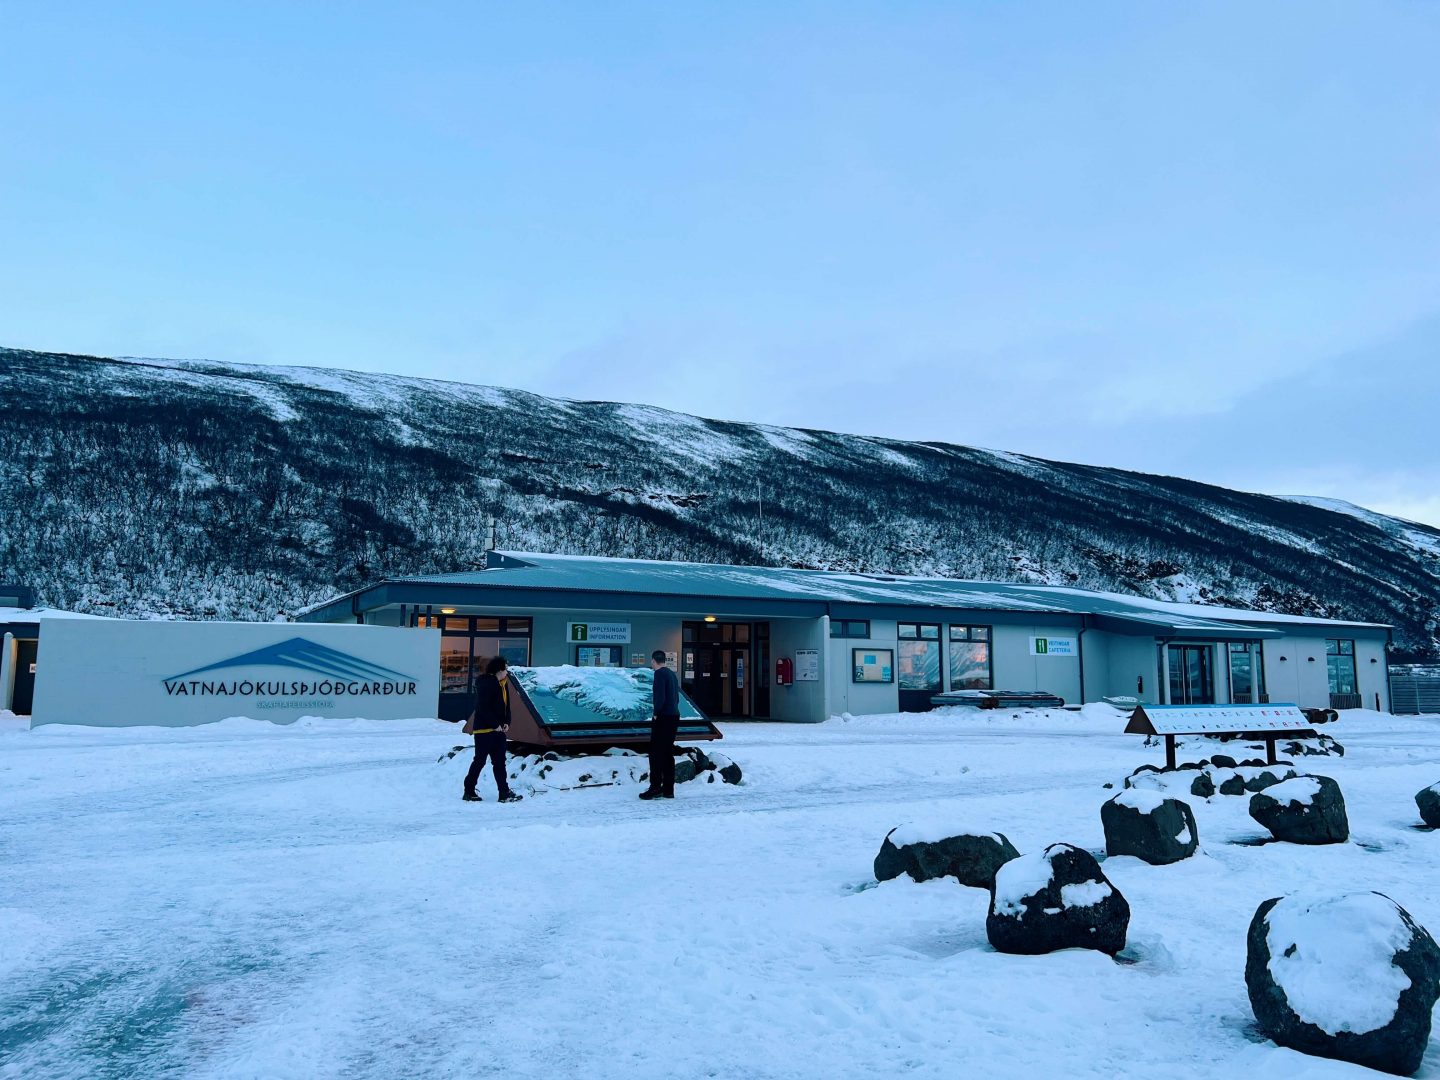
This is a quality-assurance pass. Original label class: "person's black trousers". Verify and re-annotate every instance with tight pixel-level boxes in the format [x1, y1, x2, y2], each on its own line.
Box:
[464, 730, 512, 797]
[649, 714, 680, 795]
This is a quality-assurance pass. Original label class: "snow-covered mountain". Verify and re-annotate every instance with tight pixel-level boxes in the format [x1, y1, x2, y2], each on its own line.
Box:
[3, 346, 1438, 659]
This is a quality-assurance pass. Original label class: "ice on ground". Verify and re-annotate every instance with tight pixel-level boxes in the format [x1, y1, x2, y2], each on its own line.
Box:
[1265, 892, 1415, 1036]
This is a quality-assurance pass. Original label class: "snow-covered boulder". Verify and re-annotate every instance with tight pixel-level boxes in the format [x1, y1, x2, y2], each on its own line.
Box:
[1249, 776, 1349, 845]
[1210, 753, 1239, 769]
[1124, 768, 1213, 799]
[707, 750, 743, 785]
[986, 843, 1129, 956]
[875, 823, 1019, 888]
[1101, 790, 1198, 865]
[1246, 892, 1440, 1075]
[1416, 783, 1440, 828]
[1209, 768, 1247, 797]
[1283, 734, 1345, 758]
[1235, 765, 1300, 793]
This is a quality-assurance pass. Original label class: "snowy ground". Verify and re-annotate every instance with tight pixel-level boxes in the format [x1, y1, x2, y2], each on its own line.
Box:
[3, 708, 1440, 1079]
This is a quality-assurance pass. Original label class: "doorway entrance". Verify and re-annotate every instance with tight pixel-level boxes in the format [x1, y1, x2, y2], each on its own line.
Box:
[12, 639, 37, 715]
[681, 621, 752, 719]
[1167, 644, 1214, 705]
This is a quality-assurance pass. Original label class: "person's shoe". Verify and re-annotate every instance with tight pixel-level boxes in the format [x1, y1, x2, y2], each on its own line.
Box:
[462, 792, 482, 802]
[638, 789, 661, 801]
[661, 791, 675, 799]
[498, 791, 523, 803]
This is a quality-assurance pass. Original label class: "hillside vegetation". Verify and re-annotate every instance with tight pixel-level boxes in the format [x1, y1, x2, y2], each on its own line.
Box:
[2, 347, 1437, 659]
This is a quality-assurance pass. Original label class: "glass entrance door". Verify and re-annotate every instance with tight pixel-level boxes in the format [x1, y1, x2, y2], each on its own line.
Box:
[1167, 645, 1214, 705]
[681, 621, 752, 719]
[898, 622, 942, 713]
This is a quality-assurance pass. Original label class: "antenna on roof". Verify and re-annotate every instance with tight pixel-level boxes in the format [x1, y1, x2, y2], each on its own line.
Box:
[486, 517, 498, 552]
[757, 482, 765, 564]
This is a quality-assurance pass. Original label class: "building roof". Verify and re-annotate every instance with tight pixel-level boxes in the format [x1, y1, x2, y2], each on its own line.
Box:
[0, 606, 108, 633]
[300, 551, 1390, 639]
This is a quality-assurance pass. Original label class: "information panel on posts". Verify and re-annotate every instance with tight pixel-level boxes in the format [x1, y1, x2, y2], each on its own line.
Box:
[31, 618, 441, 727]
[1134, 703, 1310, 735]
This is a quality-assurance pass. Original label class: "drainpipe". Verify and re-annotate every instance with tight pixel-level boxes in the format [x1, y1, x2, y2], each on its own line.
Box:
[1076, 616, 1089, 705]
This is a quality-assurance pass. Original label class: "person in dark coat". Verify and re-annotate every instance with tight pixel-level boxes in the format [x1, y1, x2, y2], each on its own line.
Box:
[641, 649, 680, 800]
[463, 656, 523, 803]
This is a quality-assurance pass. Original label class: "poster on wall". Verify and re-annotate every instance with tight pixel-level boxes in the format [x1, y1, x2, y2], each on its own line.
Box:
[852, 648, 894, 683]
[795, 649, 819, 682]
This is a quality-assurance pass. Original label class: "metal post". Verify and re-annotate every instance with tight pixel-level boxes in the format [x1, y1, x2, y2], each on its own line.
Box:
[1265, 735, 1277, 766]
[0, 632, 13, 713]
[1165, 734, 1176, 771]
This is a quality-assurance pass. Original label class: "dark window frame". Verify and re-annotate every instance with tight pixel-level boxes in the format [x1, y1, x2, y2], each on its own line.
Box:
[830, 619, 871, 639]
[947, 624, 994, 690]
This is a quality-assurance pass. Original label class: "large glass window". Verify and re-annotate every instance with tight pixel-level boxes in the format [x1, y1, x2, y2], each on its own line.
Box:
[439, 636, 472, 694]
[1326, 639, 1358, 699]
[415, 613, 533, 693]
[1167, 644, 1214, 705]
[897, 623, 942, 692]
[948, 625, 993, 690]
[1229, 642, 1266, 704]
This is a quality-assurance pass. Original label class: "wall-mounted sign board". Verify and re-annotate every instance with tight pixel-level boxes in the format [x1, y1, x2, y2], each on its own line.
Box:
[1030, 636, 1077, 657]
[795, 649, 819, 682]
[567, 622, 631, 644]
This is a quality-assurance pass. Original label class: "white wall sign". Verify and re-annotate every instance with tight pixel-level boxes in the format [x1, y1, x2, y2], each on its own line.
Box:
[31, 619, 441, 728]
[567, 622, 631, 644]
[1030, 636, 1078, 657]
[795, 649, 819, 682]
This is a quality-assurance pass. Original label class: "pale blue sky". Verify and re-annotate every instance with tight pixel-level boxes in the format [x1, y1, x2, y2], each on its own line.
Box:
[3, 3, 1439, 522]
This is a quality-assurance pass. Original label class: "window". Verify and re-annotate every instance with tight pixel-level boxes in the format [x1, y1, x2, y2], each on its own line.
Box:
[830, 619, 871, 639]
[948, 625, 993, 690]
[576, 645, 624, 667]
[897, 623, 942, 692]
[414, 613, 533, 692]
[1229, 642, 1265, 704]
[1326, 639, 1358, 706]
[852, 648, 894, 683]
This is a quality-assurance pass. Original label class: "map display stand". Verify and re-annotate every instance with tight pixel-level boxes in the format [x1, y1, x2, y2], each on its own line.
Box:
[1124, 704, 1316, 768]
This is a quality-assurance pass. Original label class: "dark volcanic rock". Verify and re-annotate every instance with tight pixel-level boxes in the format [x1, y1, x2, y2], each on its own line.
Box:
[875, 826, 1020, 889]
[1416, 784, 1440, 828]
[1249, 776, 1349, 845]
[1101, 790, 1199, 865]
[1247, 892, 1440, 1075]
[986, 843, 1129, 956]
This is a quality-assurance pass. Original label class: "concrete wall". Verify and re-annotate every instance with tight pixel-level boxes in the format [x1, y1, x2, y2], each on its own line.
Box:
[827, 620, 901, 716]
[528, 610, 681, 668]
[30, 618, 441, 727]
[991, 623, 1083, 704]
[1261, 632, 1390, 711]
[768, 617, 828, 722]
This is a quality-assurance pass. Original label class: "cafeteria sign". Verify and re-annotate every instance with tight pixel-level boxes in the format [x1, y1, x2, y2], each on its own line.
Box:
[567, 622, 631, 644]
[1030, 636, 1077, 657]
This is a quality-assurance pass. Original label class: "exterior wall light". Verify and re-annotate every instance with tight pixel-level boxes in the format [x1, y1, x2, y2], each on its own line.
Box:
[1279, 656, 1288, 661]
[1307, 657, 1316, 662]
[704, 615, 717, 623]
[441, 608, 456, 615]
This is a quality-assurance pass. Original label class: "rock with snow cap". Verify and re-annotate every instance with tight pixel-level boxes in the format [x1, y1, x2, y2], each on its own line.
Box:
[1238, 765, 1300, 793]
[1415, 784, 1440, 828]
[1249, 775, 1349, 845]
[1101, 789, 1198, 865]
[986, 843, 1129, 955]
[875, 822, 1020, 888]
[1246, 891, 1440, 1075]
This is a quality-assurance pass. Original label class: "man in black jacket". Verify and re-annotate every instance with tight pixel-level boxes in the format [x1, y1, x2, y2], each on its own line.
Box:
[641, 649, 680, 800]
[463, 656, 523, 803]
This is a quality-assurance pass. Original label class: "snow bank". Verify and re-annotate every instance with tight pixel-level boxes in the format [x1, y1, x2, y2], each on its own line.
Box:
[1265, 893, 1415, 1036]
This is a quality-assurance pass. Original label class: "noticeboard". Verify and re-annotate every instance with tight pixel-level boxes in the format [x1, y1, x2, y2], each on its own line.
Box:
[1126, 703, 1311, 736]
[852, 648, 893, 684]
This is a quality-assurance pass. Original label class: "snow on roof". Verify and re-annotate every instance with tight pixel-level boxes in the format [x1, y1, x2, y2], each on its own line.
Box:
[1, 607, 109, 624]
[349, 551, 1387, 633]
